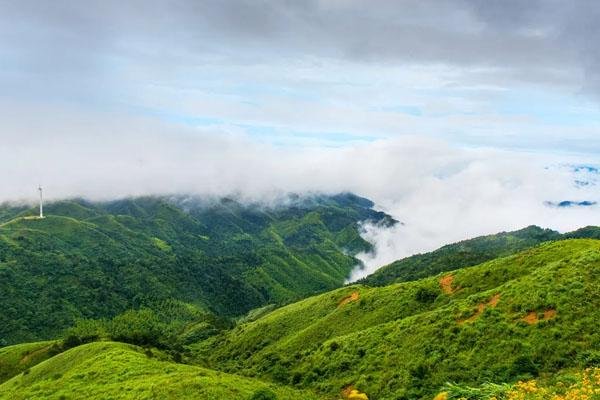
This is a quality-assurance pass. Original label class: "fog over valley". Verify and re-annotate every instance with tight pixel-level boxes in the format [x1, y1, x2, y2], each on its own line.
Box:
[2, 125, 598, 278]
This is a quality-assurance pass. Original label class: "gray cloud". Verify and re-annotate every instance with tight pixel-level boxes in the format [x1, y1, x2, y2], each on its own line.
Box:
[1, 1, 599, 152]
[0, 1, 597, 79]
[2, 0, 600, 115]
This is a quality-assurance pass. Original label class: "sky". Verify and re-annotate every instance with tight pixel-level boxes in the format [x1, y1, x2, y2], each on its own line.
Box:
[1, 0, 600, 278]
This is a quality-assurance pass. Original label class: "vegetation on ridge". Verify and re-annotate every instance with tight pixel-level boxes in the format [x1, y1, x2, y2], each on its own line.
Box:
[0, 193, 392, 345]
[192, 239, 600, 399]
[358, 225, 562, 287]
[1, 193, 599, 400]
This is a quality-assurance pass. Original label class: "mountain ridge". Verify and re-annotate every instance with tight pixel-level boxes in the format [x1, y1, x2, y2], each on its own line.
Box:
[191, 238, 600, 399]
[0, 193, 391, 345]
[357, 225, 599, 287]
[3, 236, 598, 399]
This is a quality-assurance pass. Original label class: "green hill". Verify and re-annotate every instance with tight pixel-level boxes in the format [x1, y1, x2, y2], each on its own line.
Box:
[358, 226, 562, 287]
[0, 193, 392, 345]
[2, 194, 599, 399]
[0, 341, 60, 384]
[193, 239, 600, 399]
[0, 341, 321, 400]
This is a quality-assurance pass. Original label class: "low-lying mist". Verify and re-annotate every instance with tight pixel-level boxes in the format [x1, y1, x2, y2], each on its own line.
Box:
[2, 120, 599, 280]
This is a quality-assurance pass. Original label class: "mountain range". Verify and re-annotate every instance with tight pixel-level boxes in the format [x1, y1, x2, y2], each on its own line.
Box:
[0, 193, 598, 400]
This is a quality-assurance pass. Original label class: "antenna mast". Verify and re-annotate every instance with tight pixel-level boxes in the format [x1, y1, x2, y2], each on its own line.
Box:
[38, 185, 44, 218]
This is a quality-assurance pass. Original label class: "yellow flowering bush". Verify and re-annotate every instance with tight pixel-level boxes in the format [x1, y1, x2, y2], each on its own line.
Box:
[433, 392, 449, 400]
[507, 368, 600, 400]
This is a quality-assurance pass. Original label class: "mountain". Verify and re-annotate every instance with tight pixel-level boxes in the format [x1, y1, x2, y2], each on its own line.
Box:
[358, 226, 561, 287]
[191, 239, 600, 399]
[0, 193, 393, 345]
[564, 225, 600, 240]
[1, 227, 599, 399]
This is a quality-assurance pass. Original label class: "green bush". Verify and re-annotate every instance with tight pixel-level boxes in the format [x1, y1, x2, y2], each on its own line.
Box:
[108, 309, 167, 348]
[415, 287, 438, 303]
[249, 388, 277, 400]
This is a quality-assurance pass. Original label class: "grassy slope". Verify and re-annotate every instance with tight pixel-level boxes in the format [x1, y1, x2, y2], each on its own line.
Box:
[0, 194, 390, 345]
[0, 341, 59, 384]
[195, 239, 600, 399]
[358, 226, 562, 286]
[0, 342, 320, 400]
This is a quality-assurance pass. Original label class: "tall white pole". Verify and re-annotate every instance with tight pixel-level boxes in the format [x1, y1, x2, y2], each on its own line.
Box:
[38, 186, 44, 218]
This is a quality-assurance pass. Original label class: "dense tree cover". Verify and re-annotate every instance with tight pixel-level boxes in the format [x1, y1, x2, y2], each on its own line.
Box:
[358, 226, 565, 287]
[63, 300, 231, 357]
[563, 225, 600, 240]
[194, 239, 600, 399]
[0, 193, 391, 345]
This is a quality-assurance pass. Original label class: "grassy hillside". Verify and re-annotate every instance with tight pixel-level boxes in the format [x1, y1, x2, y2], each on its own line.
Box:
[358, 226, 561, 287]
[2, 194, 598, 399]
[0, 341, 60, 384]
[0, 193, 392, 345]
[0, 342, 321, 400]
[194, 239, 600, 399]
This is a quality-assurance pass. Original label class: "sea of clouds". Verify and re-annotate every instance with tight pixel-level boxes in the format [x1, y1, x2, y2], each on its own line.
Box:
[1, 119, 598, 280]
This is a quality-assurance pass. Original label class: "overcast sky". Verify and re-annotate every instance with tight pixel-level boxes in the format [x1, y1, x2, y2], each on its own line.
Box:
[1, 1, 599, 276]
[2, 0, 600, 151]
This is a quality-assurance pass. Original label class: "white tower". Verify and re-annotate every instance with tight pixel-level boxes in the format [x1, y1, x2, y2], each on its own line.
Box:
[38, 185, 44, 218]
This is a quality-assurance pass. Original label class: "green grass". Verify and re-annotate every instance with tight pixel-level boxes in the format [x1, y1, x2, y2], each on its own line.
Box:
[193, 239, 600, 399]
[0, 342, 321, 400]
[0, 341, 59, 384]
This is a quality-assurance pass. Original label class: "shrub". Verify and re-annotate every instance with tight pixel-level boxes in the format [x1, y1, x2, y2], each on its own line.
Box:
[62, 318, 106, 348]
[108, 309, 167, 348]
[442, 381, 511, 399]
[415, 287, 438, 303]
[270, 365, 290, 383]
[248, 388, 277, 400]
[62, 334, 82, 349]
[291, 372, 303, 385]
[510, 355, 539, 377]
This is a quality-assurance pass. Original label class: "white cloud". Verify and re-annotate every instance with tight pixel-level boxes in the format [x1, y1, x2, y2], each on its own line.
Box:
[346, 151, 600, 281]
[1, 109, 598, 283]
